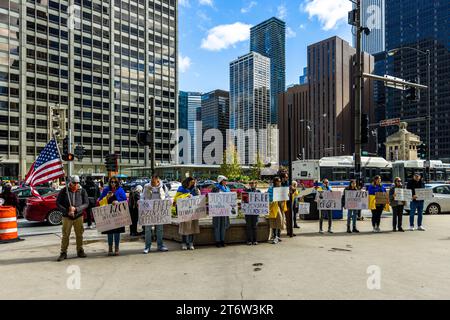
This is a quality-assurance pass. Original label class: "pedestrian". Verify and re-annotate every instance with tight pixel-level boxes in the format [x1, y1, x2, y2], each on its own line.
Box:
[82, 176, 100, 230]
[390, 177, 405, 232]
[343, 179, 360, 233]
[317, 178, 333, 234]
[129, 185, 143, 237]
[174, 177, 200, 250]
[407, 173, 426, 231]
[368, 175, 388, 233]
[291, 181, 300, 230]
[211, 176, 232, 248]
[56, 176, 89, 262]
[243, 181, 261, 245]
[142, 175, 170, 254]
[0, 183, 19, 215]
[98, 176, 127, 256]
[268, 177, 285, 244]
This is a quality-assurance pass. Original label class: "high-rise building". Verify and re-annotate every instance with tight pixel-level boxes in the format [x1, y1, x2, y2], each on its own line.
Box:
[250, 17, 285, 125]
[0, 0, 178, 179]
[385, 0, 450, 160]
[299, 67, 308, 85]
[230, 52, 271, 164]
[178, 91, 202, 164]
[353, 0, 386, 54]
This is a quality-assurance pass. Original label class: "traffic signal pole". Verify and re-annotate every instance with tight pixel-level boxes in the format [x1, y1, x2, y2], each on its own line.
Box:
[354, 0, 363, 185]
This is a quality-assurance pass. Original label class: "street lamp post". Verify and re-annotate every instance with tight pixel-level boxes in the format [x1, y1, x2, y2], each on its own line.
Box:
[300, 113, 327, 160]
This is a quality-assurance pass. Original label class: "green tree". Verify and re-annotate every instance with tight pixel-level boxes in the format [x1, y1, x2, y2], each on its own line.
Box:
[220, 146, 242, 180]
[250, 153, 264, 181]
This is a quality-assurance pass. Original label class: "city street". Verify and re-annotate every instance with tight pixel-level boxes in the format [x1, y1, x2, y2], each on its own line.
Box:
[1, 215, 450, 300]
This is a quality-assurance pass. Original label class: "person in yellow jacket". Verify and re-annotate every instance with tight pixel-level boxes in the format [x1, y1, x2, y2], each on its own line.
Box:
[291, 181, 301, 229]
[268, 177, 286, 244]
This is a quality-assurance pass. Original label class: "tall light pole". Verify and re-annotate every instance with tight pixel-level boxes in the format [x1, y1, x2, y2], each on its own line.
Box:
[300, 113, 327, 159]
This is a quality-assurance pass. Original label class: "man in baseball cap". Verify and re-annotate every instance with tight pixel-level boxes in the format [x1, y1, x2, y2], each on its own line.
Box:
[217, 175, 228, 184]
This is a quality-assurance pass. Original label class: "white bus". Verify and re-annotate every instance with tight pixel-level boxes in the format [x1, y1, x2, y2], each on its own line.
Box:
[392, 160, 450, 183]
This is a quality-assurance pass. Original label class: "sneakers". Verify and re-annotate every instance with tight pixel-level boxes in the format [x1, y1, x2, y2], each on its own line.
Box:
[143, 248, 150, 254]
[409, 226, 416, 231]
[57, 252, 67, 262]
[253, 242, 258, 246]
[373, 228, 377, 233]
[272, 237, 279, 244]
[188, 245, 195, 251]
[328, 230, 333, 234]
[77, 250, 87, 258]
[418, 226, 426, 231]
[181, 244, 188, 251]
[158, 246, 169, 252]
[247, 242, 252, 246]
[376, 227, 381, 233]
[90, 224, 96, 230]
[319, 230, 324, 234]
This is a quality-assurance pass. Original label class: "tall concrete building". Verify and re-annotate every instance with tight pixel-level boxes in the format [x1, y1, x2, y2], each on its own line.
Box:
[353, 0, 385, 55]
[178, 91, 202, 164]
[230, 52, 271, 164]
[250, 17, 285, 125]
[0, 0, 178, 179]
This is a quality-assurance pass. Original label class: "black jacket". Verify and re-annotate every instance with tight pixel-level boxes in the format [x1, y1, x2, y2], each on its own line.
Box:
[83, 181, 100, 199]
[56, 187, 89, 220]
[407, 179, 425, 200]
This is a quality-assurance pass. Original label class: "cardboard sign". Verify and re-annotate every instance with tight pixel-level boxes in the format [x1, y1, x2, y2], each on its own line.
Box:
[415, 189, 433, 201]
[375, 192, 389, 205]
[297, 188, 315, 198]
[138, 199, 172, 226]
[176, 196, 207, 222]
[345, 190, 369, 210]
[273, 187, 289, 201]
[394, 189, 412, 202]
[316, 191, 342, 211]
[208, 192, 238, 217]
[92, 201, 132, 233]
[298, 202, 311, 215]
[241, 193, 269, 215]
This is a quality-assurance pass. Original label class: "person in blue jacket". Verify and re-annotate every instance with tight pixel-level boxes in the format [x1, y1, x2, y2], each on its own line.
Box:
[367, 175, 387, 233]
[98, 176, 128, 256]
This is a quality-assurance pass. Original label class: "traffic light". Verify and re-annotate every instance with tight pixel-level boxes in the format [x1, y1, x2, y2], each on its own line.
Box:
[137, 131, 152, 146]
[417, 143, 428, 160]
[405, 87, 420, 102]
[61, 136, 75, 161]
[74, 145, 86, 161]
[105, 154, 119, 172]
[361, 114, 370, 145]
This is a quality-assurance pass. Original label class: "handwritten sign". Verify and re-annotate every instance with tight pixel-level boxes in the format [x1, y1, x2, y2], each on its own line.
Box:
[273, 187, 289, 201]
[241, 193, 269, 215]
[138, 199, 172, 226]
[92, 201, 132, 233]
[317, 191, 342, 211]
[394, 189, 412, 202]
[345, 190, 369, 210]
[298, 202, 311, 215]
[375, 192, 389, 205]
[415, 189, 433, 201]
[176, 196, 207, 222]
[208, 192, 238, 217]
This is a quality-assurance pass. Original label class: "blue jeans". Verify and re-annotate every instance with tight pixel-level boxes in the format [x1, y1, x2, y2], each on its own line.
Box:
[410, 201, 424, 227]
[145, 225, 164, 250]
[107, 233, 120, 247]
[213, 217, 227, 242]
[347, 210, 358, 229]
[182, 235, 194, 245]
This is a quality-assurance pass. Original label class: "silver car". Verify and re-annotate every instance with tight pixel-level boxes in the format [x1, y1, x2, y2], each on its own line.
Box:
[405, 184, 450, 215]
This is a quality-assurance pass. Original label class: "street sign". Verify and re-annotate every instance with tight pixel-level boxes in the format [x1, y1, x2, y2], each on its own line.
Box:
[380, 118, 401, 127]
[384, 75, 408, 90]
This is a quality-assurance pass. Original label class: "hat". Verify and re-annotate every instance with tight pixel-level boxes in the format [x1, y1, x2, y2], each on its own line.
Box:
[70, 175, 80, 183]
[217, 175, 228, 183]
[135, 185, 143, 193]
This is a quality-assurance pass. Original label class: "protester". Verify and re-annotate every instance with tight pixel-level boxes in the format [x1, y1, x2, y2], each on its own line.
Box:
[56, 176, 89, 261]
[82, 176, 100, 229]
[368, 175, 388, 233]
[290, 181, 300, 232]
[98, 176, 127, 256]
[268, 177, 285, 244]
[211, 175, 231, 248]
[390, 177, 405, 232]
[343, 179, 360, 233]
[407, 173, 426, 231]
[244, 181, 261, 245]
[129, 185, 143, 237]
[174, 177, 200, 250]
[142, 175, 170, 254]
[317, 178, 333, 234]
[0, 183, 19, 214]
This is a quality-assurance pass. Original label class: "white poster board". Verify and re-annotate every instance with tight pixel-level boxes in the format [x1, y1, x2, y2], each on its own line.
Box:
[415, 189, 434, 201]
[394, 189, 412, 202]
[176, 196, 207, 222]
[317, 191, 342, 211]
[138, 199, 172, 226]
[241, 193, 269, 215]
[208, 192, 238, 217]
[298, 202, 311, 215]
[92, 201, 132, 233]
[273, 187, 289, 201]
[345, 190, 369, 210]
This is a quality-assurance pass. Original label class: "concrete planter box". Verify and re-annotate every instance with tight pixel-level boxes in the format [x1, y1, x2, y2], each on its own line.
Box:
[163, 218, 271, 245]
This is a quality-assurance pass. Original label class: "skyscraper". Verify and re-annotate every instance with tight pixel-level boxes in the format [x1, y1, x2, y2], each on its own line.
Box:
[250, 17, 285, 125]
[299, 67, 308, 85]
[0, 0, 178, 179]
[353, 0, 386, 54]
[179, 91, 202, 164]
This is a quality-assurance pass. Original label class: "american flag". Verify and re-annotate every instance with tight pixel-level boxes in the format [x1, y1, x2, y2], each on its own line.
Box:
[25, 138, 65, 196]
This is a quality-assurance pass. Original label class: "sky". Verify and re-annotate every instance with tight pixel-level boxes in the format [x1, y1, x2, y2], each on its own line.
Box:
[178, 0, 354, 93]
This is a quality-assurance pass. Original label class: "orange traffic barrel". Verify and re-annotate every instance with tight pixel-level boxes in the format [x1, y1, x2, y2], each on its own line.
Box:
[0, 206, 20, 243]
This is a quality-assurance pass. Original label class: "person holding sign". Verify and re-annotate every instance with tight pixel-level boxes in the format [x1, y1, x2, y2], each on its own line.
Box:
[389, 177, 405, 232]
[142, 175, 170, 254]
[368, 175, 388, 233]
[211, 176, 231, 248]
[317, 179, 333, 234]
[174, 177, 201, 250]
[98, 177, 128, 256]
[268, 177, 285, 244]
[407, 173, 426, 231]
[244, 181, 261, 245]
[343, 180, 360, 234]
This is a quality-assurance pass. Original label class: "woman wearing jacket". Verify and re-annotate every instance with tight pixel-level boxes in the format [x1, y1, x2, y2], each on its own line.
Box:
[244, 181, 261, 245]
[367, 175, 387, 233]
[343, 180, 360, 233]
[211, 175, 231, 248]
[141, 175, 170, 254]
[389, 177, 405, 232]
[268, 177, 285, 244]
[98, 177, 127, 256]
[291, 181, 300, 230]
[174, 177, 200, 250]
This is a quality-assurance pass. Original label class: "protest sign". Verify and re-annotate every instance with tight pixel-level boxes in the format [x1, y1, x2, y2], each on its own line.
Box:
[273, 187, 289, 201]
[415, 189, 434, 201]
[298, 202, 311, 215]
[92, 201, 132, 233]
[375, 192, 389, 205]
[345, 190, 369, 210]
[241, 193, 269, 215]
[176, 196, 207, 222]
[316, 191, 342, 210]
[138, 199, 172, 226]
[208, 192, 238, 217]
[394, 189, 412, 202]
[297, 188, 315, 198]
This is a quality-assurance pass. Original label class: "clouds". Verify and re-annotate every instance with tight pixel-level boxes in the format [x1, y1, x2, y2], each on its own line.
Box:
[179, 0, 213, 7]
[286, 26, 296, 38]
[302, 0, 352, 30]
[201, 22, 252, 51]
[277, 4, 287, 20]
[241, 1, 258, 14]
[198, 0, 213, 7]
[179, 54, 192, 73]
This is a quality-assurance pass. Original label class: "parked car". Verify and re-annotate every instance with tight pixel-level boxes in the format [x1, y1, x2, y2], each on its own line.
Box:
[122, 178, 150, 192]
[169, 181, 181, 191]
[405, 184, 450, 215]
[12, 187, 56, 217]
[200, 182, 247, 198]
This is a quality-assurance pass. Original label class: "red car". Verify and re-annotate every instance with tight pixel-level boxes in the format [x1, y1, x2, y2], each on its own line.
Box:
[200, 182, 247, 199]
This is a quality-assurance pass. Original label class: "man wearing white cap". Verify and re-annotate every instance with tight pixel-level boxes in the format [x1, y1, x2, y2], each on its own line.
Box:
[211, 176, 231, 247]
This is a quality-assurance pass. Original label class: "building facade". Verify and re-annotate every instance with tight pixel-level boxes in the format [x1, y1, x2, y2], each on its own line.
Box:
[299, 67, 308, 85]
[250, 17, 285, 125]
[385, 122, 421, 161]
[0, 0, 178, 179]
[354, 0, 386, 55]
[178, 91, 202, 164]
